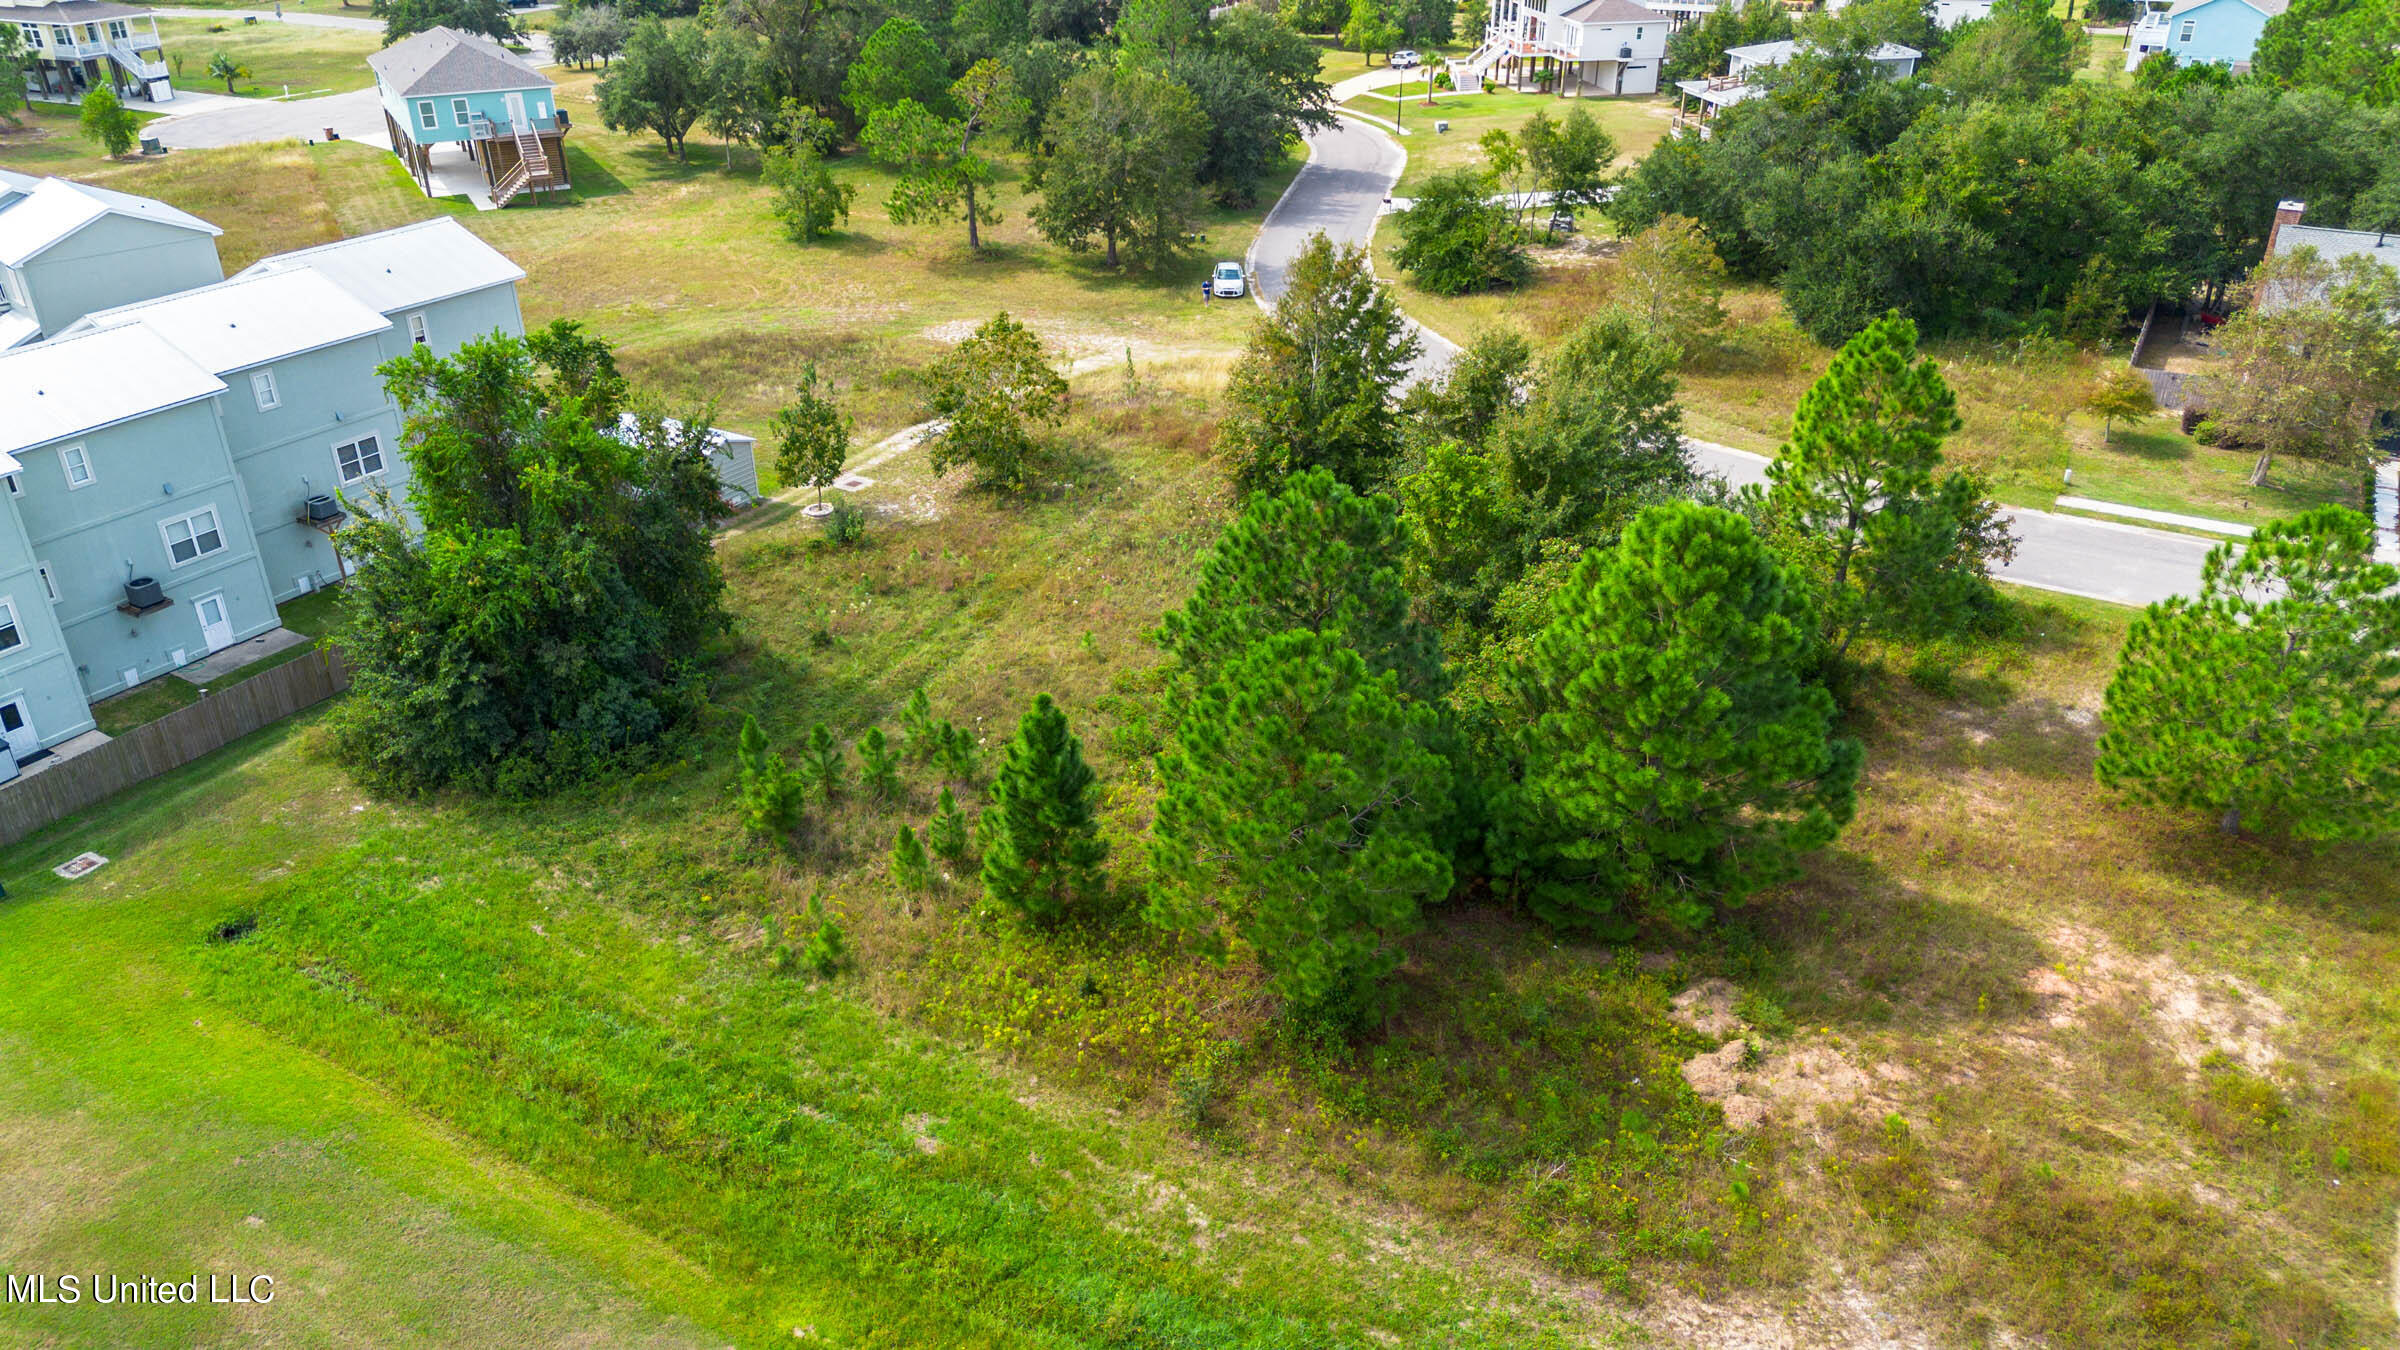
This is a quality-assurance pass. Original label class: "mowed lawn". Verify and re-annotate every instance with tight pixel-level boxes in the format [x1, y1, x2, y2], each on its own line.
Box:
[156, 15, 382, 98]
[1343, 88, 1675, 196]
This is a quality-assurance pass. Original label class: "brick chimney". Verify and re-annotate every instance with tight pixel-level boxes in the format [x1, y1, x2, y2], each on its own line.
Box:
[2266, 199, 2305, 256]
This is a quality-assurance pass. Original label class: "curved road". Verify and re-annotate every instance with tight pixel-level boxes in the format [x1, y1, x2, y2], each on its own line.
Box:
[1249, 116, 2219, 608]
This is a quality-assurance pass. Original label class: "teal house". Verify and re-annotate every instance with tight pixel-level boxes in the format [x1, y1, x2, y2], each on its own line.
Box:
[368, 26, 572, 207]
[2124, 0, 2286, 73]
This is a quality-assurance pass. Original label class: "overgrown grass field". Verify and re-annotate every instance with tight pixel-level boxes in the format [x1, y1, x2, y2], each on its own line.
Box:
[3, 362, 2395, 1345]
[1, 45, 2392, 1348]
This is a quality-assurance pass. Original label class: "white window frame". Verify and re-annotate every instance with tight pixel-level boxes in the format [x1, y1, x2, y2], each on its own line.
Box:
[159, 506, 227, 569]
[3, 473, 19, 497]
[0, 597, 23, 655]
[406, 311, 430, 346]
[35, 564, 57, 604]
[416, 100, 438, 131]
[452, 96, 471, 124]
[2177, 17, 2195, 39]
[333, 433, 384, 485]
[58, 443, 93, 490]
[250, 367, 281, 412]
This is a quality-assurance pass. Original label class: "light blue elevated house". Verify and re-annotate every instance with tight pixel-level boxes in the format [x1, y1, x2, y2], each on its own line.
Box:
[2124, 0, 2287, 73]
[0, 166, 223, 348]
[369, 25, 572, 207]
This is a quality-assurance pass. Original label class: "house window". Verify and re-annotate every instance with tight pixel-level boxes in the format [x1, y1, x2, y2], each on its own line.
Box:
[334, 434, 384, 484]
[160, 507, 226, 567]
[22, 24, 41, 49]
[36, 565, 56, 604]
[50, 25, 69, 47]
[59, 443, 93, 489]
[2178, 18, 2194, 39]
[453, 96, 471, 125]
[0, 598, 20, 654]
[3, 474, 18, 496]
[1636, 26, 1644, 38]
[107, 20, 127, 39]
[406, 312, 429, 346]
[417, 100, 438, 131]
[250, 368, 281, 411]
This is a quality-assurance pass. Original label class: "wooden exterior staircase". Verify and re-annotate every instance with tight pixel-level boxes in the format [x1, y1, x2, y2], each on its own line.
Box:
[489, 122, 549, 207]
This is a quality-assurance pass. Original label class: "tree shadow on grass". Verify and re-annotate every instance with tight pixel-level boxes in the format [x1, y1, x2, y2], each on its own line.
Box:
[1737, 851, 2053, 1029]
[2092, 425, 2194, 463]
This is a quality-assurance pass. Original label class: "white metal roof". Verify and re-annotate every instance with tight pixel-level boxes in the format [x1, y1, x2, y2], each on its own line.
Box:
[0, 176, 221, 269]
[0, 324, 223, 457]
[1725, 38, 1920, 66]
[70, 269, 390, 374]
[0, 311, 39, 351]
[236, 217, 525, 315]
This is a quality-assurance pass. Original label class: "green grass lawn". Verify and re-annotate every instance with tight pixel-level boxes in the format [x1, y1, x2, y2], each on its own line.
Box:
[1343, 89, 1674, 196]
[2077, 31, 2132, 85]
[157, 14, 381, 98]
[2059, 412, 2358, 526]
[144, 0, 377, 14]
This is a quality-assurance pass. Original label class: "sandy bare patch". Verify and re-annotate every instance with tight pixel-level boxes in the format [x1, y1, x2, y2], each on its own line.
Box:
[2026, 924, 2288, 1071]
[1643, 1276, 1950, 1350]
[1682, 1037, 1898, 1139]
[903, 1113, 945, 1155]
[1670, 978, 1746, 1038]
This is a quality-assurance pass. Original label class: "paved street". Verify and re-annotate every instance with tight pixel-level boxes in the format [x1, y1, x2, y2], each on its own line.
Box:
[1250, 118, 2219, 608]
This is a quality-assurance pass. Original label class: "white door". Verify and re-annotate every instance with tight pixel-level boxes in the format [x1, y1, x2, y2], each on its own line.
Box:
[194, 593, 233, 653]
[503, 91, 527, 128]
[0, 696, 37, 759]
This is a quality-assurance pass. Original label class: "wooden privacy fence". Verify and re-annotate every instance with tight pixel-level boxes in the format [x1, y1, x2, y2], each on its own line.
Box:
[0, 648, 350, 848]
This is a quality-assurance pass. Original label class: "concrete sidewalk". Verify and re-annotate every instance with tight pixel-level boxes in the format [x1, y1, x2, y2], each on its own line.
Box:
[2053, 496, 2255, 538]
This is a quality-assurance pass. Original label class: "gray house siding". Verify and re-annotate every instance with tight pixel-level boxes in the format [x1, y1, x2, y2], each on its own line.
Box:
[378, 283, 526, 362]
[213, 337, 409, 602]
[17, 401, 281, 699]
[14, 214, 224, 339]
[0, 494, 97, 752]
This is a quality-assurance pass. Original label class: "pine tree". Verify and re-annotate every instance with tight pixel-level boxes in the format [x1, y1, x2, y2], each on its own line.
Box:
[979, 693, 1108, 922]
[857, 726, 903, 801]
[899, 687, 939, 761]
[1759, 311, 2011, 655]
[1220, 234, 1421, 494]
[735, 714, 805, 836]
[1494, 503, 1862, 934]
[1155, 467, 1441, 702]
[803, 722, 844, 800]
[928, 786, 972, 862]
[935, 721, 981, 783]
[890, 822, 933, 891]
[2096, 506, 2400, 838]
[1148, 630, 1453, 1026]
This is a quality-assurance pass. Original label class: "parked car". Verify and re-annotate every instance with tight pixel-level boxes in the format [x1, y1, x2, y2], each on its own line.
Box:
[1390, 49, 1420, 68]
[1211, 261, 1247, 299]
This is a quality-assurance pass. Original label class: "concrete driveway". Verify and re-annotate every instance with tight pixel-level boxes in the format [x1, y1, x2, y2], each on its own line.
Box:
[1246, 116, 2222, 608]
[152, 86, 386, 148]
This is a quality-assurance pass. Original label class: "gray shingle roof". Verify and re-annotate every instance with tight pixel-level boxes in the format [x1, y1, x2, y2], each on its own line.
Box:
[1556, 0, 1660, 24]
[2272, 224, 2400, 269]
[367, 25, 549, 98]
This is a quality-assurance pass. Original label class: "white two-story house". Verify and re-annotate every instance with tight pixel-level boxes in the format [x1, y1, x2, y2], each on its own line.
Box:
[1462, 0, 1670, 96]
